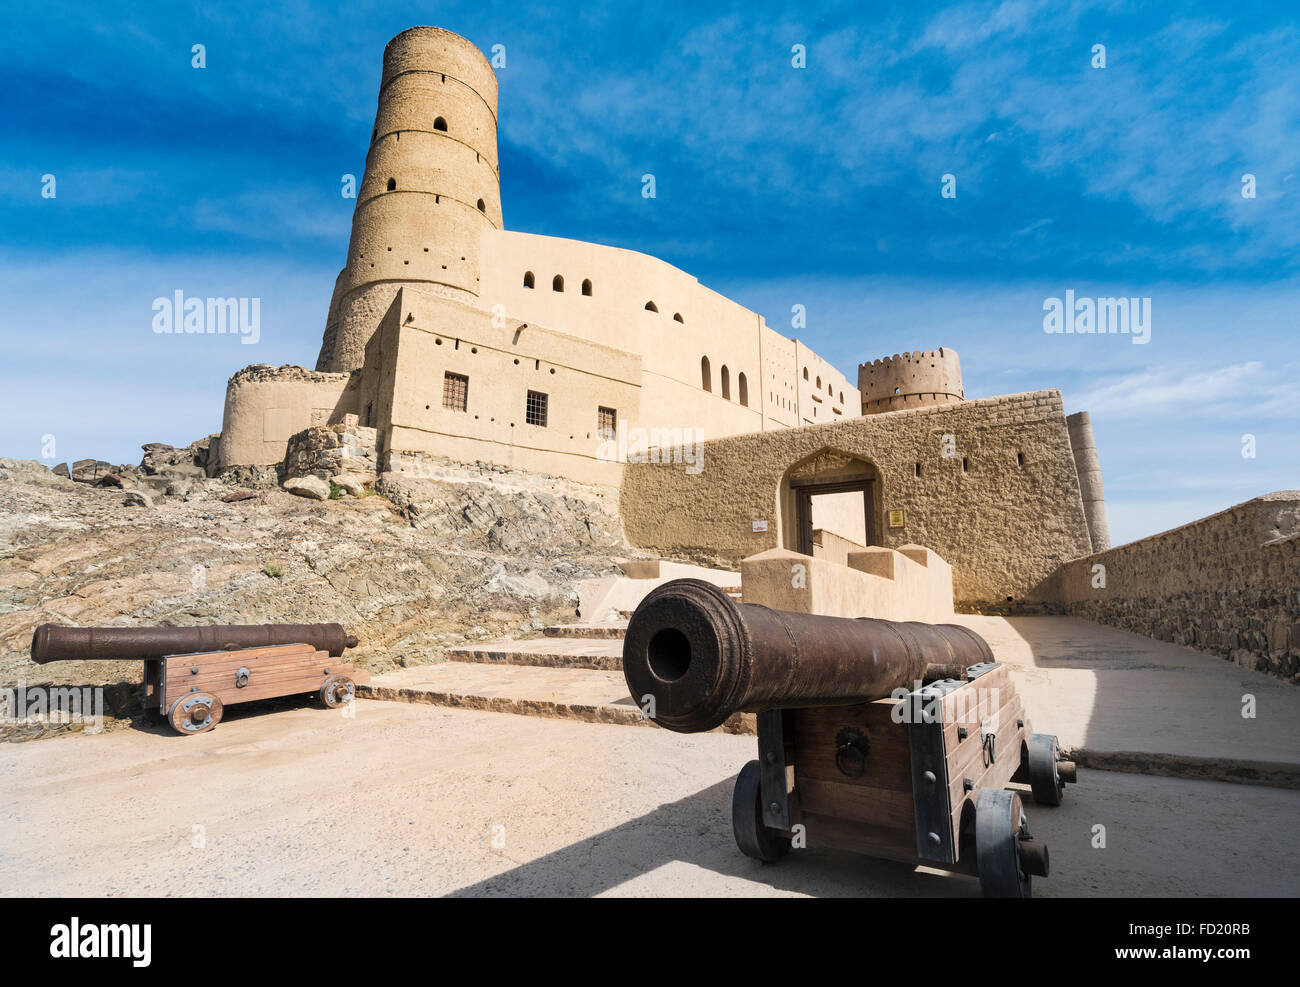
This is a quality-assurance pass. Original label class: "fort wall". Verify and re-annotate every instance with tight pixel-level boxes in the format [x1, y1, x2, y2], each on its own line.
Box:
[1038, 491, 1300, 679]
[217, 366, 360, 468]
[619, 390, 1093, 605]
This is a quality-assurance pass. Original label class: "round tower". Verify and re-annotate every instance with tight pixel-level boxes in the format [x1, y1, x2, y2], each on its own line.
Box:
[857, 348, 964, 415]
[316, 27, 502, 372]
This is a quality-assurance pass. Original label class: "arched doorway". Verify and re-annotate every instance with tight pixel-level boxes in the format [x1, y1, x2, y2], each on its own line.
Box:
[778, 449, 882, 556]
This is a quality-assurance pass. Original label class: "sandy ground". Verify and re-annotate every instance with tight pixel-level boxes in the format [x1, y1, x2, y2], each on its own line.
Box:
[2, 699, 1296, 897]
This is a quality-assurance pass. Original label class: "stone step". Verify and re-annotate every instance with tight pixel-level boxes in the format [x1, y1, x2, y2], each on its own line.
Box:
[542, 622, 627, 640]
[360, 662, 754, 734]
[448, 637, 624, 670]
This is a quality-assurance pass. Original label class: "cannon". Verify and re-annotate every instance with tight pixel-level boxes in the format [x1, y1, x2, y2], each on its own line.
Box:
[622, 580, 1076, 897]
[31, 623, 367, 736]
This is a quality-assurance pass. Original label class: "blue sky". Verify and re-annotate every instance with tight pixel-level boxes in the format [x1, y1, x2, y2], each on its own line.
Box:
[0, 0, 1295, 546]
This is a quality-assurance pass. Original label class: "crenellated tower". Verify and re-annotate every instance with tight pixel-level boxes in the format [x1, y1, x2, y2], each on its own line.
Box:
[857, 348, 964, 415]
[316, 26, 502, 372]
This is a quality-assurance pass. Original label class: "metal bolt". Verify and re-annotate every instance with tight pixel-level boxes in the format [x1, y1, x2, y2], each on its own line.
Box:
[923, 770, 936, 784]
[963, 778, 974, 791]
[766, 751, 776, 762]
[770, 802, 780, 813]
[957, 726, 968, 740]
[927, 832, 941, 845]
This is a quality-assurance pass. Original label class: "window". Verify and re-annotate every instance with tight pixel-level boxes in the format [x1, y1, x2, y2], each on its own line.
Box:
[443, 372, 468, 412]
[526, 390, 548, 426]
[721, 365, 731, 400]
[816, 376, 822, 389]
[433, 116, 448, 132]
[582, 279, 592, 296]
[644, 301, 658, 312]
[597, 406, 617, 441]
[701, 356, 711, 392]
[523, 271, 535, 289]
[477, 198, 486, 212]
[364, 402, 373, 427]
[802, 367, 809, 380]
[386, 177, 396, 191]
[673, 313, 684, 323]
[553, 275, 564, 292]
[738, 372, 748, 407]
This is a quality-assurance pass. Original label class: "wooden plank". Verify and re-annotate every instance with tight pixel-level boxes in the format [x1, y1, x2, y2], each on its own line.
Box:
[946, 693, 1025, 809]
[168, 654, 334, 692]
[797, 811, 916, 863]
[792, 700, 913, 792]
[797, 778, 916, 831]
[163, 644, 320, 677]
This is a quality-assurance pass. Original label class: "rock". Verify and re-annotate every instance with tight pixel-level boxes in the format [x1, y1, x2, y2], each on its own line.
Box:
[221, 489, 259, 503]
[284, 476, 330, 500]
[122, 490, 154, 508]
[53, 463, 70, 478]
[331, 474, 366, 497]
[95, 473, 125, 488]
[165, 478, 193, 498]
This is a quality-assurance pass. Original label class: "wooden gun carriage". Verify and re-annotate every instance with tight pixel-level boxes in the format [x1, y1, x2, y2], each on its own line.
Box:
[622, 580, 1076, 897]
[31, 623, 368, 736]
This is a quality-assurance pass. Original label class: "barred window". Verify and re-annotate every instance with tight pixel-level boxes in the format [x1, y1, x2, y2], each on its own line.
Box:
[443, 372, 468, 412]
[597, 406, 617, 441]
[526, 390, 548, 427]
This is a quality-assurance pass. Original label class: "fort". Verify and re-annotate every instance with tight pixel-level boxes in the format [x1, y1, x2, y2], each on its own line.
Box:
[207, 26, 1296, 678]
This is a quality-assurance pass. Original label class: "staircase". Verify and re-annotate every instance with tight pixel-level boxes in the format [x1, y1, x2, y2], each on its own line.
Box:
[359, 592, 753, 734]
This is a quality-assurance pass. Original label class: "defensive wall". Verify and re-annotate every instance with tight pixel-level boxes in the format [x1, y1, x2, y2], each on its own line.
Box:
[1037, 491, 1300, 680]
[619, 389, 1094, 606]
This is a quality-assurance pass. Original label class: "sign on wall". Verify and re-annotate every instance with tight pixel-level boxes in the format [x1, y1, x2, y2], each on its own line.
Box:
[888, 509, 905, 528]
[752, 520, 768, 533]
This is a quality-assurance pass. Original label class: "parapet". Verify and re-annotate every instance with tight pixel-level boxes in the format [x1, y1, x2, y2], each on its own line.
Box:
[858, 348, 964, 415]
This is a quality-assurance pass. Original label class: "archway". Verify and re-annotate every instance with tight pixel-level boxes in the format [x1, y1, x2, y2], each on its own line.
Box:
[777, 449, 882, 556]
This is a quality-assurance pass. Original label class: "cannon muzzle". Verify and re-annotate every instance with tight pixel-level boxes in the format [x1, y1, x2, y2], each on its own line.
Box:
[622, 579, 993, 733]
[30, 623, 359, 664]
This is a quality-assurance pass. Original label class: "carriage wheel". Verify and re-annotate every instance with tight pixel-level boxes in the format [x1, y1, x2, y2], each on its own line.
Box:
[320, 674, 356, 709]
[976, 789, 1046, 898]
[168, 692, 223, 735]
[1027, 733, 1067, 806]
[732, 760, 791, 863]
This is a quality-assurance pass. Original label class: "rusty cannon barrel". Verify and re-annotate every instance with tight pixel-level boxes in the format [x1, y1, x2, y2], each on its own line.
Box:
[30, 623, 359, 665]
[622, 579, 993, 733]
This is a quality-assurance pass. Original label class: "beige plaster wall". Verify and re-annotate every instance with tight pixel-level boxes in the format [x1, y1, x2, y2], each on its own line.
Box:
[741, 546, 955, 622]
[619, 390, 1093, 606]
[361, 288, 641, 486]
[217, 366, 359, 467]
[794, 340, 857, 425]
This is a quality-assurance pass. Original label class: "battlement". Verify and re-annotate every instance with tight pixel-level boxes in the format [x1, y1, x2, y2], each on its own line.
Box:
[857, 347, 964, 415]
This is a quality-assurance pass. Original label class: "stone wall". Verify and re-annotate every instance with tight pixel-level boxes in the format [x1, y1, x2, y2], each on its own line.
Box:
[283, 419, 379, 485]
[1039, 491, 1300, 680]
[619, 389, 1093, 606]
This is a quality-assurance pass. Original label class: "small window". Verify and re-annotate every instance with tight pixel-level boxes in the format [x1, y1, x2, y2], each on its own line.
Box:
[386, 177, 396, 191]
[644, 301, 658, 312]
[701, 356, 711, 392]
[914, 463, 922, 478]
[1017, 452, 1025, 467]
[597, 406, 617, 441]
[673, 313, 684, 323]
[962, 457, 969, 473]
[553, 275, 564, 292]
[802, 367, 809, 380]
[738, 372, 748, 407]
[443, 372, 468, 412]
[477, 198, 486, 212]
[721, 365, 731, 400]
[433, 116, 448, 132]
[523, 271, 535, 289]
[581, 279, 592, 296]
[816, 376, 822, 389]
[526, 390, 548, 427]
